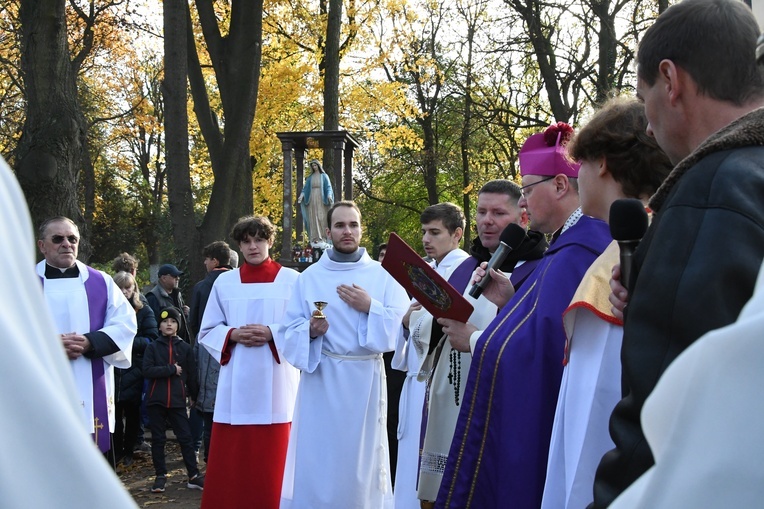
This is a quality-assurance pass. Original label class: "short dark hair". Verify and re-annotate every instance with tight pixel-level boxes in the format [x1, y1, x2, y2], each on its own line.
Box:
[377, 243, 387, 252]
[38, 216, 78, 240]
[230, 216, 276, 244]
[327, 201, 362, 227]
[420, 203, 466, 234]
[569, 96, 673, 198]
[478, 180, 522, 202]
[637, 0, 764, 105]
[112, 252, 138, 274]
[202, 241, 231, 265]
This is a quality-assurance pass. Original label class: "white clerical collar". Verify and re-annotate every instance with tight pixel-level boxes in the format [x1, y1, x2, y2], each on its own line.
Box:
[560, 208, 583, 235]
[434, 248, 469, 274]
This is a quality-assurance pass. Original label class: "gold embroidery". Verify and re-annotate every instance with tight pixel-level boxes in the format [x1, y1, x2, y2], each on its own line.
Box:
[443, 259, 555, 507]
[93, 416, 105, 445]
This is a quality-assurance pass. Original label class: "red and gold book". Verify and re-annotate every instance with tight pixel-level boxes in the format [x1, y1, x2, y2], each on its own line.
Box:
[381, 232, 473, 323]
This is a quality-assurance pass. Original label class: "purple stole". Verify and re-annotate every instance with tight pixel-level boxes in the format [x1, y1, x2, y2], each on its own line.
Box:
[509, 258, 539, 290]
[418, 256, 480, 483]
[42, 266, 110, 452]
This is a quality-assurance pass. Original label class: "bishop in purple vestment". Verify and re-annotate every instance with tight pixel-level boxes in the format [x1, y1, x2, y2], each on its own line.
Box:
[437, 124, 611, 508]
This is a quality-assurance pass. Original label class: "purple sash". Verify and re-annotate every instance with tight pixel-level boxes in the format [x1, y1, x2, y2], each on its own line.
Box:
[447, 257, 480, 295]
[41, 266, 110, 452]
[84, 267, 109, 452]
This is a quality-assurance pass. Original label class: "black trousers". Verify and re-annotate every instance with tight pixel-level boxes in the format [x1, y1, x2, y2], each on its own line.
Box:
[147, 405, 199, 478]
[197, 409, 214, 463]
[114, 400, 141, 460]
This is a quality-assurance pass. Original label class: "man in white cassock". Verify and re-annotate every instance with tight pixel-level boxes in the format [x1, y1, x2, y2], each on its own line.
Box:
[2, 156, 137, 507]
[392, 202, 469, 509]
[36, 215, 136, 455]
[280, 201, 409, 509]
[199, 216, 300, 509]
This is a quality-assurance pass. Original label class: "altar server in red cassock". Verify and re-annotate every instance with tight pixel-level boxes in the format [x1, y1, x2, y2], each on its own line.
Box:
[199, 216, 300, 509]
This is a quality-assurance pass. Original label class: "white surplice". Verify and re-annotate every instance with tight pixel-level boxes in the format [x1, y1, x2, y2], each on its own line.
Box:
[410, 251, 499, 501]
[542, 242, 622, 509]
[36, 259, 136, 434]
[610, 262, 764, 509]
[542, 312, 621, 509]
[391, 248, 468, 508]
[279, 249, 409, 509]
[1, 156, 137, 507]
[199, 267, 300, 424]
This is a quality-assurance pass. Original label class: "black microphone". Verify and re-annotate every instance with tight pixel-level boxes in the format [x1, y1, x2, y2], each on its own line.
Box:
[469, 223, 527, 299]
[609, 198, 648, 291]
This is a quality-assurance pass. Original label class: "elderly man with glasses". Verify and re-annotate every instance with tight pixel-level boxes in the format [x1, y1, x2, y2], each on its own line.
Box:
[436, 123, 612, 509]
[36, 216, 137, 457]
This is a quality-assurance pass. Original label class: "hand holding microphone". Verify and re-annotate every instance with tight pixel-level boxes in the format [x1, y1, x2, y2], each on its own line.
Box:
[609, 198, 648, 292]
[469, 223, 527, 299]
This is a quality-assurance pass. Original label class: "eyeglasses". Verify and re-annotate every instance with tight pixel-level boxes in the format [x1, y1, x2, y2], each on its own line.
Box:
[50, 235, 79, 244]
[520, 176, 555, 197]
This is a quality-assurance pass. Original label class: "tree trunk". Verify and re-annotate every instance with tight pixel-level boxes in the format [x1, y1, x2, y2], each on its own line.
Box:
[324, 0, 341, 132]
[163, 0, 199, 279]
[421, 118, 439, 205]
[461, 25, 475, 246]
[512, 0, 572, 122]
[16, 0, 92, 260]
[593, 0, 618, 103]
[188, 0, 263, 282]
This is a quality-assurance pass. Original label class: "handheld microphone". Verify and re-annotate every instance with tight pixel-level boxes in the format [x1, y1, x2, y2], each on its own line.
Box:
[609, 198, 648, 291]
[469, 223, 527, 299]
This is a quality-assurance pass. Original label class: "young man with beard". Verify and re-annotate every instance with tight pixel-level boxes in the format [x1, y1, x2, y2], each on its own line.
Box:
[280, 201, 409, 509]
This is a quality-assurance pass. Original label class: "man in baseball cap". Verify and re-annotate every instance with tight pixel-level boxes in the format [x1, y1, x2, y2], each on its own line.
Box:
[147, 263, 190, 341]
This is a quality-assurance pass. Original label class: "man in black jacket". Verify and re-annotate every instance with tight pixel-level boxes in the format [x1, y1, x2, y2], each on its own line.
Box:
[591, 0, 764, 506]
[188, 240, 233, 463]
[146, 264, 191, 342]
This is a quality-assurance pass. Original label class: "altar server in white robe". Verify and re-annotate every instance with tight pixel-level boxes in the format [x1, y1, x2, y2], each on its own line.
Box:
[1, 156, 137, 507]
[199, 216, 300, 509]
[36, 216, 136, 454]
[392, 202, 468, 509]
[280, 201, 409, 509]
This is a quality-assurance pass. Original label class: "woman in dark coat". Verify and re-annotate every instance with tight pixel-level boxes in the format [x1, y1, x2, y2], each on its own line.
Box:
[113, 271, 158, 466]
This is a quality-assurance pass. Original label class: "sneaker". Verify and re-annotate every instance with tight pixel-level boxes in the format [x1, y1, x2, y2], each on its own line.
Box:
[135, 442, 151, 453]
[187, 474, 204, 491]
[151, 476, 166, 493]
[122, 456, 134, 468]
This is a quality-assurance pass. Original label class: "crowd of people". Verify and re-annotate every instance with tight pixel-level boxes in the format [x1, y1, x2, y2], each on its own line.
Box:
[5, 0, 764, 507]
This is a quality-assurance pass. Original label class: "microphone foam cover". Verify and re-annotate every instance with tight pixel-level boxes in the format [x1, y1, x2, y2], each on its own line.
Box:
[609, 198, 648, 241]
[500, 223, 528, 249]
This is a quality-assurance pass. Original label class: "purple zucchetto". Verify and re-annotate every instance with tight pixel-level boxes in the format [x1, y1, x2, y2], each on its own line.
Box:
[519, 122, 580, 178]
